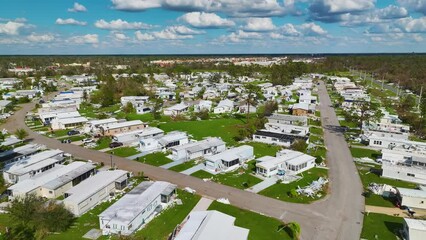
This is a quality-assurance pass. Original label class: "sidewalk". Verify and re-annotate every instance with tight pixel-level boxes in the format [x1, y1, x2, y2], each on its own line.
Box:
[365, 205, 426, 217]
[181, 163, 205, 175]
[127, 151, 151, 160]
[191, 197, 214, 212]
[160, 160, 184, 169]
[246, 177, 277, 193]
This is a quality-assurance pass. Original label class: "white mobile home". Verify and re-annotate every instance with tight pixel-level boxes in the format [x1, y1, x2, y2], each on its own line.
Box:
[382, 163, 426, 185]
[164, 103, 190, 116]
[112, 127, 164, 145]
[3, 149, 64, 184]
[397, 187, 426, 210]
[37, 163, 95, 198]
[51, 116, 88, 130]
[174, 211, 249, 240]
[0, 144, 42, 165]
[100, 120, 146, 136]
[99, 181, 176, 236]
[403, 218, 426, 240]
[139, 131, 188, 152]
[83, 118, 119, 134]
[213, 99, 234, 114]
[256, 149, 316, 177]
[267, 114, 308, 126]
[252, 130, 308, 147]
[204, 145, 254, 173]
[64, 170, 129, 216]
[7, 162, 94, 200]
[170, 137, 226, 161]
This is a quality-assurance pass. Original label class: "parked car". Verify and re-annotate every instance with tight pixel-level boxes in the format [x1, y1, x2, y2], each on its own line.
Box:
[82, 138, 93, 144]
[61, 139, 71, 143]
[67, 130, 80, 136]
[109, 142, 123, 148]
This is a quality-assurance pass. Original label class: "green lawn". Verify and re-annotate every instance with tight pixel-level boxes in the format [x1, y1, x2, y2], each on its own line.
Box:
[137, 152, 173, 166]
[357, 166, 417, 189]
[169, 160, 198, 172]
[46, 200, 116, 240]
[52, 129, 71, 138]
[191, 167, 262, 190]
[309, 126, 323, 135]
[365, 194, 396, 208]
[93, 137, 112, 150]
[309, 118, 321, 127]
[259, 168, 328, 204]
[207, 201, 293, 240]
[107, 147, 140, 157]
[350, 147, 381, 159]
[78, 104, 98, 118]
[126, 113, 171, 123]
[158, 118, 245, 145]
[307, 146, 326, 159]
[237, 142, 282, 158]
[0, 214, 10, 235]
[361, 213, 404, 240]
[315, 111, 321, 117]
[339, 120, 358, 128]
[309, 135, 324, 145]
[357, 164, 417, 207]
[135, 190, 201, 240]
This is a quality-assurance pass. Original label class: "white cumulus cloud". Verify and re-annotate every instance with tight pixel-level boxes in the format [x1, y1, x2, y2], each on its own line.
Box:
[27, 33, 55, 42]
[398, 0, 426, 15]
[56, 18, 87, 26]
[219, 30, 263, 43]
[112, 0, 288, 17]
[179, 12, 234, 28]
[135, 31, 155, 41]
[309, 0, 376, 22]
[68, 34, 99, 44]
[300, 22, 327, 35]
[243, 18, 276, 32]
[112, 32, 129, 41]
[68, 2, 87, 12]
[95, 19, 153, 30]
[0, 21, 25, 35]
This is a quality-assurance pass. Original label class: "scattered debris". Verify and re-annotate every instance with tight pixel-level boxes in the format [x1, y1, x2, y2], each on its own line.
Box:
[184, 187, 196, 194]
[217, 198, 230, 204]
[296, 177, 329, 197]
[367, 183, 397, 196]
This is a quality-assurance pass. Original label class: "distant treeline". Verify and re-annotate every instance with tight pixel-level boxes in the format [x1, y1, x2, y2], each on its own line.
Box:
[1, 54, 425, 94]
[321, 55, 426, 95]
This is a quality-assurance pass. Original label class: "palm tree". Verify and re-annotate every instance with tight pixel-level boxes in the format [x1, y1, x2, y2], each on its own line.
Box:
[244, 83, 261, 124]
[15, 128, 28, 140]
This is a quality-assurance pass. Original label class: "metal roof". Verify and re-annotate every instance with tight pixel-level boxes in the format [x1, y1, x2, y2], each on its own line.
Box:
[175, 211, 249, 240]
[42, 163, 96, 190]
[98, 181, 176, 225]
[64, 170, 128, 204]
[398, 187, 426, 199]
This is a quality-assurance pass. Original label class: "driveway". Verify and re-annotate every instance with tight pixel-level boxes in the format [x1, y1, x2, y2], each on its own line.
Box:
[1, 80, 363, 240]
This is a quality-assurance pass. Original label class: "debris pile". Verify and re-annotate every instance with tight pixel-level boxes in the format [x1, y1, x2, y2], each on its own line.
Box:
[296, 177, 329, 197]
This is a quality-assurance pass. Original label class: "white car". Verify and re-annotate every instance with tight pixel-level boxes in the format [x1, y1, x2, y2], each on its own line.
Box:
[82, 138, 93, 144]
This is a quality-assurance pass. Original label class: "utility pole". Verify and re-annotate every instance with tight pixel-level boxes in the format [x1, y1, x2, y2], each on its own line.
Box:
[397, 81, 400, 96]
[110, 154, 113, 169]
[418, 86, 423, 110]
[381, 75, 384, 90]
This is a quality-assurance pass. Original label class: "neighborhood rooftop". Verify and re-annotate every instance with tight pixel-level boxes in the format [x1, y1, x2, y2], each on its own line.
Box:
[98, 181, 176, 225]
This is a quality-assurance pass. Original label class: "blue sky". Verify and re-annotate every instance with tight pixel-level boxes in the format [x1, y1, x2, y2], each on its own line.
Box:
[0, 0, 426, 54]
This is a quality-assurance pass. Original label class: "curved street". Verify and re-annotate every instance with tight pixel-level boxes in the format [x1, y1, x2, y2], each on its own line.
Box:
[1, 81, 364, 240]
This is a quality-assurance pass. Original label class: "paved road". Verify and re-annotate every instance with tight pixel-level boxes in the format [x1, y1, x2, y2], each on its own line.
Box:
[2, 81, 364, 240]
